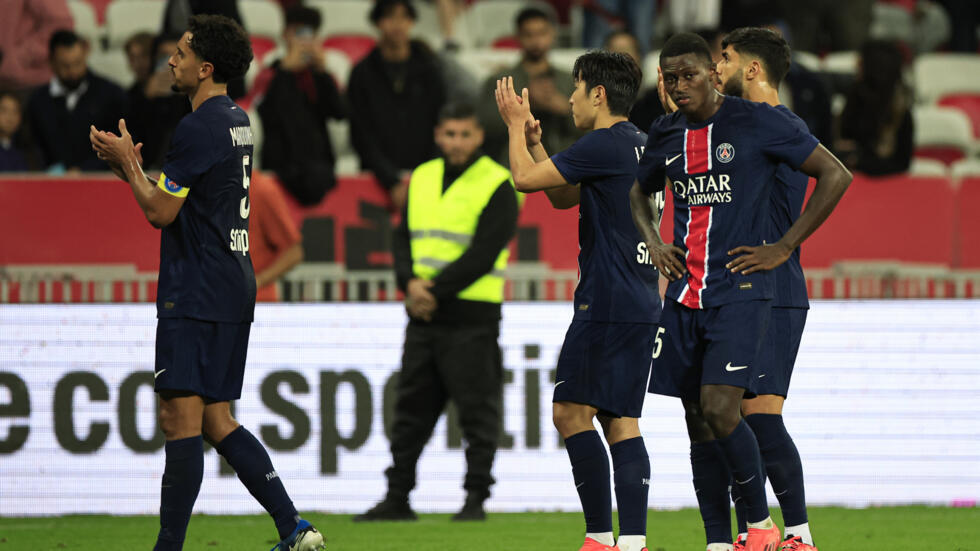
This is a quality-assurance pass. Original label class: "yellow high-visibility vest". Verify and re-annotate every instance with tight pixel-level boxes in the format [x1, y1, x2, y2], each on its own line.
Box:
[407, 155, 521, 303]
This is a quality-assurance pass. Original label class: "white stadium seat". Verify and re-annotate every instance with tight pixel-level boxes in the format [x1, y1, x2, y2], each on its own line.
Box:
[822, 51, 859, 75]
[89, 48, 134, 89]
[641, 50, 661, 91]
[308, 0, 374, 38]
[453, 48, 521, 87]
[68, 0, 101, 46]
[914, 53, 980, 103]
[548, 48, 587, 75]
[324, 48, 353, 89]
[951, 158, 980, 179]
[793, 51, 821, 73]
[913, 105, 974, 162]
[248, 107, 263, 168]
[907, 157, 948, 177]
[240, 0, 285, 39]
[105, 0, 166, 48]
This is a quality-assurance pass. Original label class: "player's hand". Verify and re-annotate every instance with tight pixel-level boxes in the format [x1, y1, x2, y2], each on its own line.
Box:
[726, 242, 792, 275]
[90, 119, 137, 167]
[525, 117, 542, 147]
[406, 278, 437, 321]
[649, 241, 687, 281]
[495, 76, 532, 129]
[657, 67, 678, 114]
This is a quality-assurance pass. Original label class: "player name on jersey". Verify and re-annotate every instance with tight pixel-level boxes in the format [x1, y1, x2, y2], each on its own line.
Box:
[229, 126, 254, 147]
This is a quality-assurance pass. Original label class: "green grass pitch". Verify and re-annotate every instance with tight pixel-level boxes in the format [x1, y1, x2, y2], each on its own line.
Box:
[1, 506, 978, 550]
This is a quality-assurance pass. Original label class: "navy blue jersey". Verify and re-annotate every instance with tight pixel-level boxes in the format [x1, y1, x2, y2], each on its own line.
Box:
[551, 121, 662, 324]
[770, 105, 810, 308]
[637, 97, 818, 309]
[157, 95, 256, 323]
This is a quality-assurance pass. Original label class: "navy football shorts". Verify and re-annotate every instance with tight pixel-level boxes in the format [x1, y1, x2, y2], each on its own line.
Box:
[648, 299, 771, 402]
[154, 318, 251, 402]
[553, 320, 658, 418]
[753, 307, 808, 397]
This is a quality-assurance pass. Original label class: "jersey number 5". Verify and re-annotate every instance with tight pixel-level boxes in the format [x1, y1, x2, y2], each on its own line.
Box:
[239, 155, 251, 219]
[652, 327, 666, 359]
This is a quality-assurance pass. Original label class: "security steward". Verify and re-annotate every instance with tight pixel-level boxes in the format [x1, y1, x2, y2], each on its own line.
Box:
[354, 102, 521, 522]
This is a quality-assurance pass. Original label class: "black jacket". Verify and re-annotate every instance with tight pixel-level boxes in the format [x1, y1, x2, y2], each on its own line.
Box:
[27, 71, 127, 171]
[258, 61, 346, 205]
[347, 41, 446, 190]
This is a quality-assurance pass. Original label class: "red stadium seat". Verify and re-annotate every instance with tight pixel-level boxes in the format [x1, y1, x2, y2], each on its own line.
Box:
[914, 147, 966, 166]
[322, 35, 376, 64]
[938, 94, 980, 138]
[250, 36, 279, 65]
[491, 36, 521, 49]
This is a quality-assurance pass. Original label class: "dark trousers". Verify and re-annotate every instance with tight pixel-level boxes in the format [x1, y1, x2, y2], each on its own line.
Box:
[385, 320, 503, 501]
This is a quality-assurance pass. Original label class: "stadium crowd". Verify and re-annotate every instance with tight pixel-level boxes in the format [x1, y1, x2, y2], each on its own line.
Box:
[1, 0, 978, 203]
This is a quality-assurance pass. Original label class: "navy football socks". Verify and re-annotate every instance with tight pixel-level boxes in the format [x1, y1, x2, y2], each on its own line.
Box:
[717, 420, 770, 524]
[610, 436, 650, 537]
[155, 435, 204, 551]
[565, 430, 614, 534]
[216, 426, 299, 540]
[746, 413, 808, 526]
[690, 440, 733, 544]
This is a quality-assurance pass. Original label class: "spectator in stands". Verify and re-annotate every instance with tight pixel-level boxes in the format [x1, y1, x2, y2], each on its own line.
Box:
[124, 32, 156, 90]
[477, 7, 577, 166]
[0, 0, 73, 91]
[582, 0, 655, 55]
[348, 0, 446, 211]
[26, 30, 127, 173]
[0, 91, 31, 172]
[837, 40, 913, 177]
[779, 0, 873, 52]
[259, 5, 346, 206]
[124, 33, 191, 170]
[249, 170, 305, 302]
[603, 30, 665, 133]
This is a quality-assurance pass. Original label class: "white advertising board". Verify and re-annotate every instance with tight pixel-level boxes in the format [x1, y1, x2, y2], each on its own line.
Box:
[1, 301, 978, 516]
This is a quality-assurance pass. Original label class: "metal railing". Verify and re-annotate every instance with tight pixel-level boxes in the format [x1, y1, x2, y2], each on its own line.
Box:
[2, 261, 980, 304]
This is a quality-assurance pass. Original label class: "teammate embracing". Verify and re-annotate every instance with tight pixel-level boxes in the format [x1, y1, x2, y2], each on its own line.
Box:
[496, 51, 661, 551]
[90, 15, 324, 551]
[630, 33, 850, 551]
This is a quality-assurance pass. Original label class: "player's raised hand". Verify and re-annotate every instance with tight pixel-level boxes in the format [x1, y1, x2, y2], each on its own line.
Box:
[495, 76, 532, 128]
[648, 241, 687, 281]
[726, 242, 792, 274]
[524, 117, 542, 147]
[90, 119, 138, 168]
[657, 67, 678, 114]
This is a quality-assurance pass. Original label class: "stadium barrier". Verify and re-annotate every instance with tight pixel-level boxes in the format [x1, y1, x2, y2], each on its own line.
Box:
[1, 301, 977, 515]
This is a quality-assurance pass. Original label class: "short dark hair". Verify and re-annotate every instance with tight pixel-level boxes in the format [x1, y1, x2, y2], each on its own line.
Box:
[721, 27, 792, 86]
[437, 102, 480, 125]
[572, 51, 642, 116]
[370, 0, 417, 24]
[285, 5, 322, 31]
[186, 14, 253, 84]
[49, 29, 84, 57]
[515, 7, 552, 30]
[659, 32, 713, 68]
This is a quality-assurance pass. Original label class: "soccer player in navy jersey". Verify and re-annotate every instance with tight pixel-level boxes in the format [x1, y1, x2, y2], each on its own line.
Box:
[713, 27, 822, 551]
[496, 51, 661, 551]
[630, 33, 850, 551]
[90, 15, 324, 551]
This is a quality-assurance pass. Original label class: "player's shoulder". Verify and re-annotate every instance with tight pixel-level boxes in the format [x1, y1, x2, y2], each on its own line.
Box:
[774, 104, 811, 134]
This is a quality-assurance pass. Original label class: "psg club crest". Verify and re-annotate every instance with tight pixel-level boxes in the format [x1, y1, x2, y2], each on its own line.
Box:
[715, 143, 735, 163]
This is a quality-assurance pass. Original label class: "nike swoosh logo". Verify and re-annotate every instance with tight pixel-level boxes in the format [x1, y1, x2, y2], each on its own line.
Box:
[575, 482, 584, 489]
[154, 369, 167, 379]
[725, 362, 748, 372]
[665, 153, 683, 166]
[555, 380, 565, 388]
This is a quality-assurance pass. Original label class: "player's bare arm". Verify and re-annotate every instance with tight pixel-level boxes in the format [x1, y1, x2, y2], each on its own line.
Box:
[727, 143, 852, 274]
[90, 119, 186, 228]
[524, 117, 580, 209]
[629, 180, 685, 281]
[495, 76, 568, 193]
